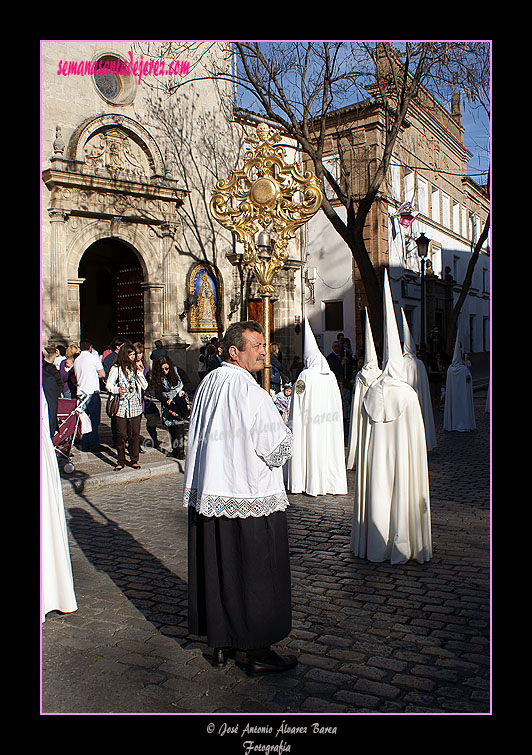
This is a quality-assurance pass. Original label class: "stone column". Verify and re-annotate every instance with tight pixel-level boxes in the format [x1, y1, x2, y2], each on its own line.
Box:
[48, 208, 68, 343]
[161, 222, 180, 337]
[67, 277, 86, 344]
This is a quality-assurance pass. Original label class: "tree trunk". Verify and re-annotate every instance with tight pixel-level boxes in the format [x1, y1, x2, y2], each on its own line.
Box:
[445, 213, 490, 355]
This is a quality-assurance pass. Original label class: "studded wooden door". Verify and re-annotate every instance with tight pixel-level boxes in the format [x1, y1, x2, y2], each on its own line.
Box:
[115, 265, 144, 344]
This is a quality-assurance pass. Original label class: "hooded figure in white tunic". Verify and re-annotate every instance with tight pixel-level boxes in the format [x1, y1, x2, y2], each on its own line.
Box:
[443, 328, 476, 432]
[286, 318, 347, 496]
[350, 270, 432, 564]
[185, 321, 298, 676]
[41, 389, 77, 621]
[401, 309, 437, 451]
[346, 309, 381, 470]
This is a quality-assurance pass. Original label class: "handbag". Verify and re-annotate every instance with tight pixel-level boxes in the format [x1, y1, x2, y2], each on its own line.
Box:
[106, 392, 121, 417]
[168, 394, 190, 420]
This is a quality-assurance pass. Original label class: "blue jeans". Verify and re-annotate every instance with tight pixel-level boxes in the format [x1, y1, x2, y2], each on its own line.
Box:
[80, 392, 101, 451]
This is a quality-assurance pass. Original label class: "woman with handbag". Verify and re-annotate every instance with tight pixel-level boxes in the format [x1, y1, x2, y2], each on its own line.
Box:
[106, 342, 148, 471]
[149, 356, 189, 459]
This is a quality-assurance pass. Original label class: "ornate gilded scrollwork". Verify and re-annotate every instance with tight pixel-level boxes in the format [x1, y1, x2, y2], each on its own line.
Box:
[210, 123, 322, 294]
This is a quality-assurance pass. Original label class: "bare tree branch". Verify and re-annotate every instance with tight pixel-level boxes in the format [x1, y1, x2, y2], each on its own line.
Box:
[148, 41, 490, 351]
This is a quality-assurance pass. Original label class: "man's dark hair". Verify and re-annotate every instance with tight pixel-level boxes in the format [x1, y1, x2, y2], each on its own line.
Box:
[110, 336, 126, 351]
[220, 321, 263, 361]
[80, 339, 92, 351]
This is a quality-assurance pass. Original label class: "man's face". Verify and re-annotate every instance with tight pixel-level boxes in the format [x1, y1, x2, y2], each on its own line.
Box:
[230, 330, 266, 374]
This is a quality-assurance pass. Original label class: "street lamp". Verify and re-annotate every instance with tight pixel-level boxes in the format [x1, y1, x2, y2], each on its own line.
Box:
[415, 232, 430, 358]
[210, 122, 323, 393]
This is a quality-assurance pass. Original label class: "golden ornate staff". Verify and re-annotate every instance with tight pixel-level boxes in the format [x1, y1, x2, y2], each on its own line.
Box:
[210, 122, 323, 392]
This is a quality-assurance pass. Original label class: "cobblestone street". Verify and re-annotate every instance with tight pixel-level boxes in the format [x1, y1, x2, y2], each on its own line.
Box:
[41, 389, 490, 723]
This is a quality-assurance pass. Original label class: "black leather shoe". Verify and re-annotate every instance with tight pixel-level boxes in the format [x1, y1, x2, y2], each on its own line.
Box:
[244, 649, 298, 676]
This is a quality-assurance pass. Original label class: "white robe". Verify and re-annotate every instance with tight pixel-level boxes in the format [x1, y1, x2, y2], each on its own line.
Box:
[346, 368, 380, 470]
[287, 367, 347, 497]
[346, 308, 381, 471]
[351, 270, 431, 564]
[401, 310, 436, 451]
[351, 385, 432, 564]
[443, 362, 476, 431]
[184, 362, 293, 518]
[403, 355, 437, 451]
[443, 337, 476, 432]
[41, 390, 77, 621]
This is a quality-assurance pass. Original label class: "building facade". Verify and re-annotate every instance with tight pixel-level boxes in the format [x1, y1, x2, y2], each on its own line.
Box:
[41, 41, 306, 381]
[303, 83, 490, 362]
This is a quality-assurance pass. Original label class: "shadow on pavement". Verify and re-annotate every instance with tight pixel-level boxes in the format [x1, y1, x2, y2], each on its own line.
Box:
[68, 499, 190, 642]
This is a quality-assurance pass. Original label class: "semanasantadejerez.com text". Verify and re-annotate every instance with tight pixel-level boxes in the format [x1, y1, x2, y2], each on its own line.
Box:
[57, 52, 190, 84]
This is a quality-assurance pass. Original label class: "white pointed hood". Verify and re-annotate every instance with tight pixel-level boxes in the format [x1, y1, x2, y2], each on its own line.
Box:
[452, 327, 462, 364]
[303, 317, 330, 374]
[447, 323, 466, 376]
[363, 269, 409, 422]
[381, 269, 406, 382]
[359, 308, 382, 386]
[401, 309, 416, 358]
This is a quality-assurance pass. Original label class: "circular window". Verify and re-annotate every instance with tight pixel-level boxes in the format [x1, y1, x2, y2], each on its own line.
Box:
[92, 53, 137, 106]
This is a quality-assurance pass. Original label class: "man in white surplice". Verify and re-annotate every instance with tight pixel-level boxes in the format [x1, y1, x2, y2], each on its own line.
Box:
[184, 321, 297, 677]
[286, 318, 347, 496]
[401, 309, 437, 451]
[350, 270, 432, 565]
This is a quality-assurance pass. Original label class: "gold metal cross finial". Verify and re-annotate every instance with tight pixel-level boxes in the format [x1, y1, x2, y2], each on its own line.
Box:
[210, 122, 323, 390]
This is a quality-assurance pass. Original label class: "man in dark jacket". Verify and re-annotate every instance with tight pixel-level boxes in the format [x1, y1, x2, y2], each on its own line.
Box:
[103, 337, 127, 379]
[326, 341, 345, 383]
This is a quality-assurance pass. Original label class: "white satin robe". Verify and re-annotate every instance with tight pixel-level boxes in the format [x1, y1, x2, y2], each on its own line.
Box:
[287, 368, 347, 497]
[41, 390, 78, 621]
[403, 353, 437, 451]
[443, 363, 476, 432]
[346, 367, 381, 470]
[351, 381, 432, 565]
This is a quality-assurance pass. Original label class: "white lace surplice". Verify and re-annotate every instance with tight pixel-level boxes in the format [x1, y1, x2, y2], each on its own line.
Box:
[184, 363, 293, 518]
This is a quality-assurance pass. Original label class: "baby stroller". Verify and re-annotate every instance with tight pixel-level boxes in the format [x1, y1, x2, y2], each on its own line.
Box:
[52, 395, 90, 474]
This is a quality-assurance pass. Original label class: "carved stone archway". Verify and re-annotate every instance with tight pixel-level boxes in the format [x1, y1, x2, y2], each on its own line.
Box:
[42, 113, 188, 350]
[65, 219, 162, 348]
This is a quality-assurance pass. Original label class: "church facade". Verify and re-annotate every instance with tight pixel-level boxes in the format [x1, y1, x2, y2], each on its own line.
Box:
[41, 41, 305, 380]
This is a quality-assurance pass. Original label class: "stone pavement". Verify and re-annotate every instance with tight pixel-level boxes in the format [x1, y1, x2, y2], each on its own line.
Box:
[58, 395, 187, 498]
[42, 388, 491, 723]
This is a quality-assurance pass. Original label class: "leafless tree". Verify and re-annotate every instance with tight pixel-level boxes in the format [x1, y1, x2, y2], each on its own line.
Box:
[421, 41, 490, 355]
[136, 41, 490, 351]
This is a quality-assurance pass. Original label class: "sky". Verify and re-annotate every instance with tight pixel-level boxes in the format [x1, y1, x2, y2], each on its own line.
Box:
[234, 41, 490, 184]
[460, 103, 490, 181]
